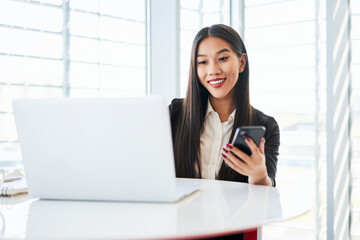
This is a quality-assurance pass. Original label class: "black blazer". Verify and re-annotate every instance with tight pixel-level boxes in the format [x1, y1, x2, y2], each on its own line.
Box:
[169, 98, 280, 186]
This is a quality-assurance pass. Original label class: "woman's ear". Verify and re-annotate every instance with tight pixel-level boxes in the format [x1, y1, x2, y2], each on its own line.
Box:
[239, 53, 247, 73]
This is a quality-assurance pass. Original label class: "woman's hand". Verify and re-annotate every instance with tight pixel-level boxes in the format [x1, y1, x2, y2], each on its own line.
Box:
[222, 137, 272, 186]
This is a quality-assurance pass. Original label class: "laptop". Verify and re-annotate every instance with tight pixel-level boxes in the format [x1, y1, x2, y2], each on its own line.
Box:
[12, 96, 197, 202]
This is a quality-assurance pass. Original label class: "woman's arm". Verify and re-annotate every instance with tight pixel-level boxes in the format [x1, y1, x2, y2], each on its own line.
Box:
[263, 118, 280, 186]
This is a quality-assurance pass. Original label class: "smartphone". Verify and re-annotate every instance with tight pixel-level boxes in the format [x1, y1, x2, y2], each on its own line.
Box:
[231, 126, 266, 156]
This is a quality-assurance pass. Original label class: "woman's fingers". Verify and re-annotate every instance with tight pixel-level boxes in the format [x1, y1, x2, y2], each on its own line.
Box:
[244, 137, 259, 156]
[259, 138, 265, 154]
[222, 150, 245, 167]
[225, 144, 250, 162]
[222, 139, 266, 178]
[222, 153, 247, 175]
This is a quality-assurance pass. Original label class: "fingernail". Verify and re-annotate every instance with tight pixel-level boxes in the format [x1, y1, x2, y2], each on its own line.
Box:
[223, 148, 228, 153]
[221, 153, 227, 159]
[226, 144, 233, 149]
[261, 138, 265, 143]
[245, 136, 249, 141]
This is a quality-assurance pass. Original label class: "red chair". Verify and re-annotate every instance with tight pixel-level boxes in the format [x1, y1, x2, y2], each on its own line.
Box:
[243, 229, 258, 240]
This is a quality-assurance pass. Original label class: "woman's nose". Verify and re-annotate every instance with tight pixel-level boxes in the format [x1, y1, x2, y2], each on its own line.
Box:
[208, 62, 221, 75]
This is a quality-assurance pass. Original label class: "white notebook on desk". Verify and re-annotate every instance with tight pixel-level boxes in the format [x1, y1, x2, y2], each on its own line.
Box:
[0, 178, 27, 197]
[12, 96, 197, 202]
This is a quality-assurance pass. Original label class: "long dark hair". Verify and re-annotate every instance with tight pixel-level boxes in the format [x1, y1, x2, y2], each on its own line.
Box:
[174, 24, 253, 178]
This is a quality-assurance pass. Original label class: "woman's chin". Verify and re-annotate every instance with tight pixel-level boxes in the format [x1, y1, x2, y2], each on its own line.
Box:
[208, 89, 234, 101]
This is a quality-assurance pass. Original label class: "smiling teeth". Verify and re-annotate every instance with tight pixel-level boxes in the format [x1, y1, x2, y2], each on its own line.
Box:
[209, 79, 225, 85]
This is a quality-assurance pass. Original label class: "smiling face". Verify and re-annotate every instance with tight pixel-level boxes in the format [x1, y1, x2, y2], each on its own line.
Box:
[196, 36, 246, 102]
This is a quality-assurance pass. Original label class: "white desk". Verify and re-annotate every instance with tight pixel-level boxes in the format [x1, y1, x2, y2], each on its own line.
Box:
[0, 178, 312, 239]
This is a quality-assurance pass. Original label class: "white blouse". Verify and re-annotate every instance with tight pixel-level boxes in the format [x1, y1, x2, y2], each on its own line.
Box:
[199, 100, 236, 179]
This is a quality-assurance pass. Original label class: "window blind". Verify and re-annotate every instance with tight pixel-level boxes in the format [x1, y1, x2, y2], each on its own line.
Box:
[68, 0, 146, 97]
[244, 0, 326, 238]
[0, 0, 63, 167]
[351, 0, 360, 238]
[0, 0, 146, 167]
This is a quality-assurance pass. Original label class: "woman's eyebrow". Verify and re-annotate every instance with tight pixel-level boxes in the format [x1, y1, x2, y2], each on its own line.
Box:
[217, 48, 230, 54]
[197, 48, 230, 58]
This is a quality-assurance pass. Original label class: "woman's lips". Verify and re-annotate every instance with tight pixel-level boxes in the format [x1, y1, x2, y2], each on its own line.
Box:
[208, 78, 226, 88]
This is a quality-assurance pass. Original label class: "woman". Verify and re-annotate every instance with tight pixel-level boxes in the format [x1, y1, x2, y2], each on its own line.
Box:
[170, 24, 280, 187]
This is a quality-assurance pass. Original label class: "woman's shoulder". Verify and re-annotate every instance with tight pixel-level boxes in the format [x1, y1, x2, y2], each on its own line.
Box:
[252, 107, 279, 132]
[169, 98, 184, 115]
[252, 107, 280, 156]
[169, 98, 184, 139]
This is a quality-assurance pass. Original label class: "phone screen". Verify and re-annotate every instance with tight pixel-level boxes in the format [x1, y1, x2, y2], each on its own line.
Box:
[231, 126, 266, 156]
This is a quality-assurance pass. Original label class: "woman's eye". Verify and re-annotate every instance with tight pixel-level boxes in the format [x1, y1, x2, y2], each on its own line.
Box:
[198, 61, 206, 65]
[219, 56, 229, 61]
